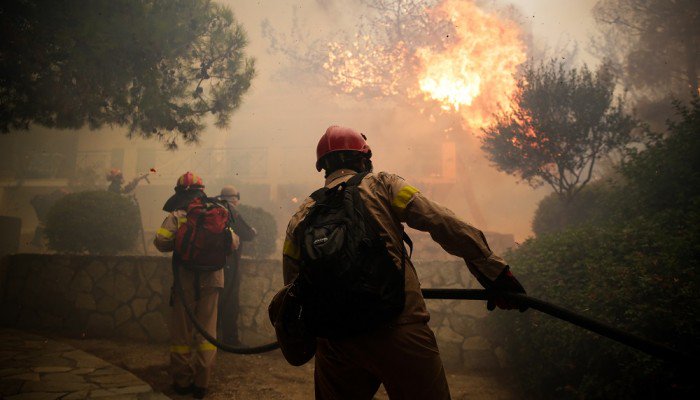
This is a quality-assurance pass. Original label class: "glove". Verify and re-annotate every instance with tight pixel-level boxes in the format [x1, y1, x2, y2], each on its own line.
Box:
[486, 267, 528, 312]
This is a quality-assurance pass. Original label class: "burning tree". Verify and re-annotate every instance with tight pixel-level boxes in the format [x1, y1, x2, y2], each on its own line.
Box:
[480, 60, 638, 203]
[264, 0, 528, 132]
[321, 0, 447, 98]
[264, 0, 530, 226]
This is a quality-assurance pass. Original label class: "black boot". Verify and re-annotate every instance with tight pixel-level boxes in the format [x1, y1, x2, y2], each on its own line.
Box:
[171, 383, 193, 395]
[192, 385, 208, 399]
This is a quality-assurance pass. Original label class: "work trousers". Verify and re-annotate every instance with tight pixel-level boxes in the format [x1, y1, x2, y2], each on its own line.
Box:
[218, 259, 241, 344]
[169, 285, 220, 389]
[315, 322, 451, 400]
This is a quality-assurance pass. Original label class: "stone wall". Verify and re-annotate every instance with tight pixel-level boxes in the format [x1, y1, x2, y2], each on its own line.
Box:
[0, 254, 285, 345]
[0, 255, 171, 342]
[237, 258, 500, 370]
[1, 254, 501, 370]
[415, 260, 501, 370]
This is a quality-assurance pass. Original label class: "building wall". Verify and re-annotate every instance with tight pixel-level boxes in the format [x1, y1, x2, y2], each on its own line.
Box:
[0, 254, 506, 371]
[0, 128, 317, 254]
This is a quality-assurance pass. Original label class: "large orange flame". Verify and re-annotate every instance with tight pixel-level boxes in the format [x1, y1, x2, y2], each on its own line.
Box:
[416, 0, 526, 131]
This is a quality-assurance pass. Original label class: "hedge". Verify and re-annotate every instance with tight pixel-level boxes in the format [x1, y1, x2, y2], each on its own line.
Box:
[44, 190, 141, 255]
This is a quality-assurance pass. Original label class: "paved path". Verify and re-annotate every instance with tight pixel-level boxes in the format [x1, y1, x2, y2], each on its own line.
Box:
[0, 328, 169, 400]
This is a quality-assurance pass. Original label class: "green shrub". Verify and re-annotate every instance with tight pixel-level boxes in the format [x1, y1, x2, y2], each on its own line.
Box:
[236, 204, 277, 259]
[493, 217, 699, 399]
[531, 180, 620, 236]
[44, 190, 141, 254]
[489, 99, 700, 398]
[619, 98, 700, 218]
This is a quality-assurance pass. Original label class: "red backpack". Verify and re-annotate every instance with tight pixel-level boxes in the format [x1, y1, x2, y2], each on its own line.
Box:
[174, 197, 233, 270]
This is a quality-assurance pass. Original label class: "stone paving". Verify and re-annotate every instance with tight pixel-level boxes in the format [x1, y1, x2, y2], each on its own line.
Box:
[0, 328, 169, 400]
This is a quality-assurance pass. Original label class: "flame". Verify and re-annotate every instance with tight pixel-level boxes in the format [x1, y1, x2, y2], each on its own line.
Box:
[416, 0, 526, 131]
[324, 36, 408, 97]
[320, 0, 526, 133]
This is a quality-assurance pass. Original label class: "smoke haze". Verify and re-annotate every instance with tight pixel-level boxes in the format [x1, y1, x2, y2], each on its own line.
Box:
[0, 0, 606, 249]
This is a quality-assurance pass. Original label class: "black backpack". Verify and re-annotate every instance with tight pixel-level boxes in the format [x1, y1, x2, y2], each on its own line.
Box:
[295, 172, 409, 339]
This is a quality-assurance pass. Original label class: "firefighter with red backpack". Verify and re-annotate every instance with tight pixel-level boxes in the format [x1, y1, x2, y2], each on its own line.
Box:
[272, 126, 527, 399]
[154, 172, 239, 399]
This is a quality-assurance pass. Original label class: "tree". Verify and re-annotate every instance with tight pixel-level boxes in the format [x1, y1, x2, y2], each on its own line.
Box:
[0, 0, 255, 148]
[592, 0, 699, 125]
[620, 96, 700, 217]
[263, 0, 447, 99]
[481, 60, 638, 203]
[262, 0, 529, 127]
[486, 98, 700, 399]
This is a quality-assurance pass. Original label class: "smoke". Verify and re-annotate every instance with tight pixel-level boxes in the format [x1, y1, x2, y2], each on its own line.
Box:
[1, 0, 602, 250]
[235, 0, 551, 241]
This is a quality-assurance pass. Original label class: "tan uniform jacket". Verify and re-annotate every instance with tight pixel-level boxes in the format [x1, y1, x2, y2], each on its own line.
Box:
[154, 209, 240, 288]
[283, 169, 508, 325]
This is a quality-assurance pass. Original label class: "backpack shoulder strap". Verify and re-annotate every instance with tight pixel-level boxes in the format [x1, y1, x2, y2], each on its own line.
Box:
[346, 171, 369, 187]
[309, 171, 369, 202]
[402, 231, 413, 259]
[309, 187, 327, 203]
[204, 196, 226, 208]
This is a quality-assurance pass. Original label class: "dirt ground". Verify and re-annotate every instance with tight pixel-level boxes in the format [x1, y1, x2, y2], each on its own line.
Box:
[58, 336, 517, 400]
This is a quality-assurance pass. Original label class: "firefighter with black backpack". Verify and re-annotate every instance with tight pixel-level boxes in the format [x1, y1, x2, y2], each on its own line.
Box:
[154, 172, 239, 399]
[272, 126, 527, 400]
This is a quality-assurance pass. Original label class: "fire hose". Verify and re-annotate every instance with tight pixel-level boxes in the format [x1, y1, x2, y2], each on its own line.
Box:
[175, 264, 695, 364]
[421, 288, 696, 366]
[173, 263, 280, 354]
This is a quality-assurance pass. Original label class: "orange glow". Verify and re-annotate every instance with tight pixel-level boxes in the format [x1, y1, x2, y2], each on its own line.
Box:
[323, 36, 408, 97]
[416, 0, 526, 131]
[321, 0, 526, 133]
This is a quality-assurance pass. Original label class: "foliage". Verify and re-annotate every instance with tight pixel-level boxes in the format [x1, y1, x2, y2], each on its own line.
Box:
[491, 219, 699, 399]
[619, 97, 700, 217]
[488, 98, 700, 398]
[531, 179, 618, 236]
[44, 190, 141, 254]
[262, 0, 447, 99]
[593, 0, 699, 98]
[236, 204, 277, 259]
[263, 0, 526, 101]
[533, 97, 700, 236]
[592, 0, 699, 128]
[67, 165, 104, 192]
[0, 0, 255, 148]
[481, 60, 639, 203]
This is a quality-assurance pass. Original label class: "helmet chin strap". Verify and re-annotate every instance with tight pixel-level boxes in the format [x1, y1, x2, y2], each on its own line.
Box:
[362, 157, 373, 173]
[322, 155, 373, 177]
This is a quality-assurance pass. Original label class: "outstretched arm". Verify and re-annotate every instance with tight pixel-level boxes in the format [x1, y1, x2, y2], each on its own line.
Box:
[380, 173, 526, 310]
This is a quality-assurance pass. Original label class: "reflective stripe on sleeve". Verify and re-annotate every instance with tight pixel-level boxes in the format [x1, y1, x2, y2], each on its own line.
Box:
[170, 345, 190, 354]
[157, 227, 175, 239]
[283, 239, 301, 260]
[391, 185, 420, 213]
[198, 341, 216, 351]
[177, 217, 187, 226]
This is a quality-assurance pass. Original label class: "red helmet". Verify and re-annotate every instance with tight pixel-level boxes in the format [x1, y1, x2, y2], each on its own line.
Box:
[176, 171, 204, 190]
[316, 125, 372, 171]
[106, 168, 123, 182]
